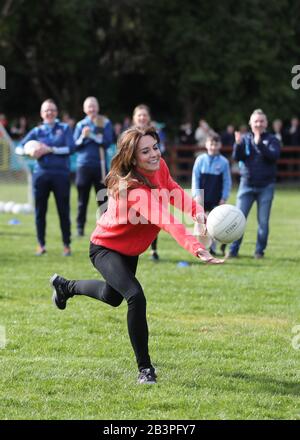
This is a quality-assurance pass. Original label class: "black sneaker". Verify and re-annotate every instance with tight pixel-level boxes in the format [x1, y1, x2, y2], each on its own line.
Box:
[150, 251, 159, 262]
[138, 368, 157, 384]
[225, 251, 238, 259]
[254, 252, 264, 259]
[220, 244, 227, 256]
[77, 228, 84, 237]
[50, 273, 70, 310]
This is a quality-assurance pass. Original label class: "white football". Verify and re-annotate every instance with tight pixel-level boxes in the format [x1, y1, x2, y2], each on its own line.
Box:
[12, 203, 23, 214]
[21, 203, 33, 214]
[24, 140, 40, 156]
[4, 201, 15, 213]
[207, 204, 246, 244]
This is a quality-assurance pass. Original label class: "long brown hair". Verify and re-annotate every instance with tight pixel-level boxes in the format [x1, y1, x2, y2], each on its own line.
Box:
[105, 126, 160, 197]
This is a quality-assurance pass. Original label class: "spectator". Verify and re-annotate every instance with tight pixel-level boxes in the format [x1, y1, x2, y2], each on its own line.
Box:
[10, 116, 28, 140]
[271, 119, 284, 145]
[20, 99, 74, 256]
[61, 112, 76, 132]
[227, 109, 280, 259]
[192, 133, 232, 256]
[113, 122, 123, 142]
[194, 119, 211, 148]
[178, 122, 195, 145]
[122, 116, 131, 132]
[153, 121, 166, 155]
[239, 124, 248, 136]
[285, 116, 300, 146]
[221, 124, 235, 146]
[73, 96, 114, 237]
[0, 113, 8, 129]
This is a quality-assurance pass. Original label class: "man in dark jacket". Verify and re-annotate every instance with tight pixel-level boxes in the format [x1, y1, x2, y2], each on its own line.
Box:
[227, 109, 280, 259]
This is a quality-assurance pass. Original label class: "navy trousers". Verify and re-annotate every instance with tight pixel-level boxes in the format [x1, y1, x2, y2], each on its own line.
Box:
[75, 166, 107, 232]
[33, 171, 71, 247]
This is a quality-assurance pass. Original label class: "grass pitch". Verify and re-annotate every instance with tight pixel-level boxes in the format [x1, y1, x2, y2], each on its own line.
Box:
[0, 184, 299, 420]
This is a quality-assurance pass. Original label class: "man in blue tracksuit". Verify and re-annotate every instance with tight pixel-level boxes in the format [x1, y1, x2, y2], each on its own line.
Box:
[73, 97, 114, 236]
[192, 133, 232, 255]
[228, 109, 281, 258]
[21, 99, 75, 256]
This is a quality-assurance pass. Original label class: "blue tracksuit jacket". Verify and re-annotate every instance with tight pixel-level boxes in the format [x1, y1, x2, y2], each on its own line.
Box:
[20, 120, 75, 174]
[233, 131, 280, 187]
[73, 115, 114, 168]
[192, 153, 232, 209]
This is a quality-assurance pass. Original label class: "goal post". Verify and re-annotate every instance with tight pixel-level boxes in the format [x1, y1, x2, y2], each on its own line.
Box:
[0, 123, 33, 212]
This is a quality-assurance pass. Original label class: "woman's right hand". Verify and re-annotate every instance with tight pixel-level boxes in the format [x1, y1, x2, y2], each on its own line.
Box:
[197, 248, 224, 264]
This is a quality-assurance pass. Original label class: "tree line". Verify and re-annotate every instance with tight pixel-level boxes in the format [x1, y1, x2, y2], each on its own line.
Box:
[1, 0, 300, 134]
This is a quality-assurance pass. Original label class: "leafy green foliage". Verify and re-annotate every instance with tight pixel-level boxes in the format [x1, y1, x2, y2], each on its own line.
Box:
[1, 0, 300, 129]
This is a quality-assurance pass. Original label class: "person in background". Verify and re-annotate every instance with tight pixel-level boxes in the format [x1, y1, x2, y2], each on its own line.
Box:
[10, 116, 28, 140]
[221, 124, 235, 147]
[61, 112, 76, 132]
[113, 122, 123, 142]
[194, 119, 210, 148]
[239, 124, 248, 136]
[285, 116, 300, 146]
[271, 119, 284, 145]
[179, 121, 195, 145]
[227, 109, 280, 259]
[73, 96, 114, 237]
[192, 133, 232, 256]
[20, 99, 74, 256]
[122, 116, 131, 132]
[0, 113, 9, 130]
[50, 126, 223, 386]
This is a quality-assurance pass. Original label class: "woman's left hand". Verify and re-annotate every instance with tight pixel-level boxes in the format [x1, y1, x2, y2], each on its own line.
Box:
[197, 248, 224, 264]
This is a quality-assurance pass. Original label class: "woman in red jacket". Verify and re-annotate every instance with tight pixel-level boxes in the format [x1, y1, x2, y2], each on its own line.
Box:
[132, 104, 160, 261]
[50, 126, 223, 385]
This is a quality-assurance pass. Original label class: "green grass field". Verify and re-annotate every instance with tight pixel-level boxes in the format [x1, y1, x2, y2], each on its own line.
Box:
[0, 183, 300, 420]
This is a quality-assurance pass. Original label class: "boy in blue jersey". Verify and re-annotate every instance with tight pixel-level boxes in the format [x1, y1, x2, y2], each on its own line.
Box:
[73, 97, 114, 237]
[192, 133, 232, 255]
[21, 99, 75, 256]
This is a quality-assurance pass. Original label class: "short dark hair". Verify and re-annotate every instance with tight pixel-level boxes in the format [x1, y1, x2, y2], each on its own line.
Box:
[207, 132, 221, 143]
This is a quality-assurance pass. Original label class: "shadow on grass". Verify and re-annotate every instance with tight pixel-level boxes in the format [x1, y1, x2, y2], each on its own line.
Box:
[218, 371, 300, 397]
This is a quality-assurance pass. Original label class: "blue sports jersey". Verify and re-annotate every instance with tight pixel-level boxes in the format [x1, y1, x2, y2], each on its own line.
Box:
[21, 120, 74, 174]
[73, 115, 114, 168]
[192, 153, 232, 209]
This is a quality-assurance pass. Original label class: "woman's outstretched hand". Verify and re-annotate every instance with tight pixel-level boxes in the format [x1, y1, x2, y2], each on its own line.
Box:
[197, 248, 224, 264]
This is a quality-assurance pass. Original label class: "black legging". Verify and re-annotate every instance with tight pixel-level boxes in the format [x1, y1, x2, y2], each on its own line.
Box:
[151, 237, 157, 251]
[67, 242, 152, 371]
